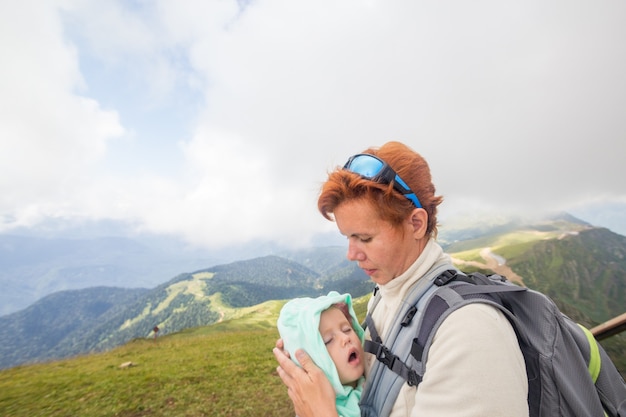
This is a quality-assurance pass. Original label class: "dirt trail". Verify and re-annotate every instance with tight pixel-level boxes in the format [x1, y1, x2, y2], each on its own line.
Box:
[451, 247, 525, 286]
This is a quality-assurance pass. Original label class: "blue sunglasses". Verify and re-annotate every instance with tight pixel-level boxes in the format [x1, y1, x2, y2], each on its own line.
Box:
[343, 153, 422, 208]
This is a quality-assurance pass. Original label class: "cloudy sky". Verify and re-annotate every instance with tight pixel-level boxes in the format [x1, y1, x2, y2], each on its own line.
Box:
[2, 0, 625, 249]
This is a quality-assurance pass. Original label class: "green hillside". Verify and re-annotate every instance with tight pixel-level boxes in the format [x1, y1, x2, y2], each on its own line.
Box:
[0, 254, 373, 370]
[0, 300, 288, 417]
[0, 287, 150, 368]
[74, 255, 372, 357]
[0, 297, 370, 417]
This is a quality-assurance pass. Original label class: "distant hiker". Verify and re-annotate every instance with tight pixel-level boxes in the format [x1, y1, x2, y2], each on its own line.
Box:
[277, 292, 365, 417]
[274, 141, 529, 416]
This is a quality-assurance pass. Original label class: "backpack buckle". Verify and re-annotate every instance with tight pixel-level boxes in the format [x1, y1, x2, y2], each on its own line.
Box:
[434, 270, 458, 286]
[376, 345, 397, 369]
[401, 305, 418, 327]
[407, 370, 421, 387]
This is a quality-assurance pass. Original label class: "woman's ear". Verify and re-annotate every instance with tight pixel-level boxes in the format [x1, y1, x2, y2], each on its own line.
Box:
[409, 208, 428, 239]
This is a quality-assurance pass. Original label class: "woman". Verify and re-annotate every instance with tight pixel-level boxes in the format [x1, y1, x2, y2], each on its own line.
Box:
[273, 141, 529, 417]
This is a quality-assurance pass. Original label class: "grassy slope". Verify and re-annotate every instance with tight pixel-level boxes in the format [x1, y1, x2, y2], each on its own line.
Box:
[0, 296, 371, 417]
[0, 300, 293, 417]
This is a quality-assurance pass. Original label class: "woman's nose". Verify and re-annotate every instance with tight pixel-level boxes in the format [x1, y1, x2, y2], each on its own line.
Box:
[346, 241, 365, 262]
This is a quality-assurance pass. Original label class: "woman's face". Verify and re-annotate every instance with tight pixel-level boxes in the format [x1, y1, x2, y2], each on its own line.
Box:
[334, 199, 423, 286]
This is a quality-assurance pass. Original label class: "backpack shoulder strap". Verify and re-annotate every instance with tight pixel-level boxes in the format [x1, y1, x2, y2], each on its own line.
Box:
[362, 264, 455, 384]
[359, 263, 455, 417]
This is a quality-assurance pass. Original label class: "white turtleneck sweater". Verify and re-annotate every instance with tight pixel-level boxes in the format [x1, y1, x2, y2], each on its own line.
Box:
[364, 239, 529, 417]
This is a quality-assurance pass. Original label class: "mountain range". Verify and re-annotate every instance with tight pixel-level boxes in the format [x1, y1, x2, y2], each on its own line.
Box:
[0, 231, 304, 316]
[0, 248, 372, 369]
[0, 213, 625, 374]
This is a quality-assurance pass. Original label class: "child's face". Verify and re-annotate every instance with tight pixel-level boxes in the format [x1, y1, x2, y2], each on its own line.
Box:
[319, 307, 365, 387]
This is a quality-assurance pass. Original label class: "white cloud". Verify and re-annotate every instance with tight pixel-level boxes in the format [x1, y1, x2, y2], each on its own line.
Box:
[0, 0, 124, 223]
[1, 0, 625, 245]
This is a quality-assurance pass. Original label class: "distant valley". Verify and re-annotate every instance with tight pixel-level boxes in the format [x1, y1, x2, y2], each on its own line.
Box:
[0, 233, 291, 316]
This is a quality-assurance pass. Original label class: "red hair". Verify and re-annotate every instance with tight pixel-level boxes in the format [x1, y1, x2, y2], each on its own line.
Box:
[329, 302, 357, 330]
[331, 302, 352, 322]
[317, 141, 443, 237]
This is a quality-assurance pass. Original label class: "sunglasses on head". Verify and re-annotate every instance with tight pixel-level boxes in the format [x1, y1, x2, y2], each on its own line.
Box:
[343, 153, 422, 209]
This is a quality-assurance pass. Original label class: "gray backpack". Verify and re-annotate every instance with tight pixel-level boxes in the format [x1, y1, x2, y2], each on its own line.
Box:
[359, 267, 626, 417]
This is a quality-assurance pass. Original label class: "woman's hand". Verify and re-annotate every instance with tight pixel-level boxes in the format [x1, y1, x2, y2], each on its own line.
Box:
[273, 344, 338, 417]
